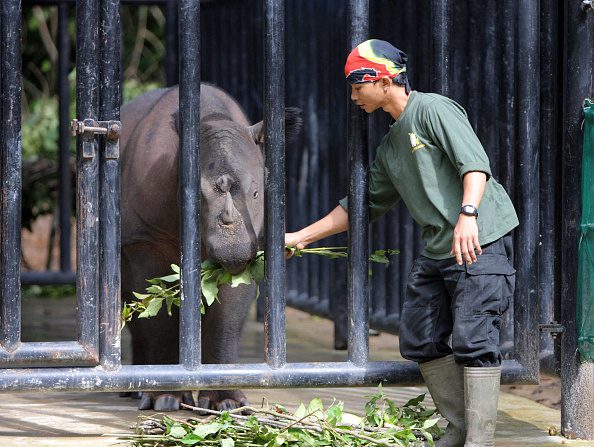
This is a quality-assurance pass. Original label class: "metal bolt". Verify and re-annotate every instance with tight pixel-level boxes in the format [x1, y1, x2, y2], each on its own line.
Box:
[582, 0, 593, 11]
[70, 119, 108, 137]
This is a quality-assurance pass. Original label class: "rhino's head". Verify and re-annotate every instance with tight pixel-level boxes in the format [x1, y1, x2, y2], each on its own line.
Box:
[192, 109, 301, 274]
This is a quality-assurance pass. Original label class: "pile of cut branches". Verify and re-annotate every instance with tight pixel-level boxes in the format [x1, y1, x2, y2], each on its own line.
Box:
[113, 386, 442, 446]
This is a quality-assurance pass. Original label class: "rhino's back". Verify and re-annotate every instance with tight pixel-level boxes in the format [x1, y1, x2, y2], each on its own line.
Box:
[120, 84, 251, 246]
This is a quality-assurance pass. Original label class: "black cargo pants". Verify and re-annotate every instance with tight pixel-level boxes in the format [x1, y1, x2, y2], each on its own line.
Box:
[399, 234, 515, 367]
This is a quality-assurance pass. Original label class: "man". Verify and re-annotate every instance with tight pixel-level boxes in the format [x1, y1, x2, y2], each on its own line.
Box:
[285, 39, 518, 447]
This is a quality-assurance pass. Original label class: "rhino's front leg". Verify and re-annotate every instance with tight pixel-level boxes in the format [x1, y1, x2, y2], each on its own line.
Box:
[196, 280, 256, 414]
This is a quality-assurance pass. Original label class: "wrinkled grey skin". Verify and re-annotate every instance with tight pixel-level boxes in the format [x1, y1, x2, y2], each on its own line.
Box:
[120, 84, 295, 412]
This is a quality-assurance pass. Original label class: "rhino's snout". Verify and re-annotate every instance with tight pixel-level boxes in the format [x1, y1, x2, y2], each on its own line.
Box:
[220, 192, 238, 225]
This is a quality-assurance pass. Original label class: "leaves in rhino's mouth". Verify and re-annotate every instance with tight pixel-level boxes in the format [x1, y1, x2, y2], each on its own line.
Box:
[121, 247, 398, 326]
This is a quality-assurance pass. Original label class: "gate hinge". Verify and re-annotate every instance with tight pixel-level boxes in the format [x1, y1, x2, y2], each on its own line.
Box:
[71, 119, 121, 159]
[539, 322, 565, 339]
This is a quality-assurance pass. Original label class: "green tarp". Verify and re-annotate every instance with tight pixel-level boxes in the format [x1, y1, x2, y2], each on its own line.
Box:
[578, 98, 594, 361]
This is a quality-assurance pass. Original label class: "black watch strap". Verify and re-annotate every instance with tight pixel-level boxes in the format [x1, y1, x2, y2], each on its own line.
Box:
[460, 204, 479, 218]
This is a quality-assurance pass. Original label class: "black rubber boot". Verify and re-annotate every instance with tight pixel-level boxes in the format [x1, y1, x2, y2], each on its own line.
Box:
[419, 355, 466, 447]
[464, 366, 501, 447]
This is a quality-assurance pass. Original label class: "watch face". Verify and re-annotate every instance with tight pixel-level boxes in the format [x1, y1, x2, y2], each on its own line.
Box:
[462, 205, 477, 215]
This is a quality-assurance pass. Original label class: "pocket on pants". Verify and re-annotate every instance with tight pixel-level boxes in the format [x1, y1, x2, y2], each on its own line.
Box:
[462, 254, 516, 316]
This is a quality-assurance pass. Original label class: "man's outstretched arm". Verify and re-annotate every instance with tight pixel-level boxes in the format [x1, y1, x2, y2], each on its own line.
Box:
[285, 205, 349, 250]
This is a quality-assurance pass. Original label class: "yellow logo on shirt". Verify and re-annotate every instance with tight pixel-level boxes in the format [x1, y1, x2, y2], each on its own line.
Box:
[408, 132, 426, 153]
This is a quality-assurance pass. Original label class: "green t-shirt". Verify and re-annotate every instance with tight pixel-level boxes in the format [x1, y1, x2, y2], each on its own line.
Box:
[340, 91, 519, 259]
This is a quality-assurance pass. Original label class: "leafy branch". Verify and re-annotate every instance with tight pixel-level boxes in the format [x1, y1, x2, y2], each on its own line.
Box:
[122, 247, 398, 326]
[110, 386, 442, 446]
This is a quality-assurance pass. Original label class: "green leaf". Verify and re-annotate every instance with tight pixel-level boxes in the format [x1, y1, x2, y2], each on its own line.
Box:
[422, 418, 439, 429]
[132, 292, 150, 301]
[138, 297, 164, 318]
[201, 271, 221, 307]
[218, 271, 232, 285]
[306, 397, 324, 419]
[180, 433, 202, 445]
[146, 285, 164, 294]
[230, 269, 252, 287]
[193, 422, 222, 439]
[160, 273, 180, 283]
[404, 393, 426, 407]
[169, 423, 187, 438]
[220, 437, 234, 447]
[171, 264, 180, 273]
[293, 403, 307, 419]
[249, 256, 265, 283]
[326, 403, 343, 426]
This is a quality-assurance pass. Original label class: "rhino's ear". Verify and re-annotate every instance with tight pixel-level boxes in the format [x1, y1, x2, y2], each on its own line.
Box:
[171, 109, 180, 135]
[249, 108, 303, 147]
[248, 121, 265, 145]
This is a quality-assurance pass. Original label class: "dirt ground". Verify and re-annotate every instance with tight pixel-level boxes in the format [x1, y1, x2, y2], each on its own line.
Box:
[21, 215, 562, 410]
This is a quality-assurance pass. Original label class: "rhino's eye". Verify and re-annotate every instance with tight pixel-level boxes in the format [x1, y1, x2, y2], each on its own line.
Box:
[253, 191, 259, 199]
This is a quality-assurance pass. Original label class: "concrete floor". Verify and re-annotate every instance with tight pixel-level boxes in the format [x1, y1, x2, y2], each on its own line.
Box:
[0, 296, 591, 446]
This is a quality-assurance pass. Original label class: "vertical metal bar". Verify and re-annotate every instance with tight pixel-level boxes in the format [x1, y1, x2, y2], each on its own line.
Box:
[58, 3, 72, 273]
[178, 0, 201, 370]
[560, 1, 594, 440]
[515, 0, 540, 380]
[430, 0, 450, 95]
[347, 0, 369, 366]
[165, 0, 178, 87]
[264, 0, 286, 369]
[76, 0, 100, 355]
[99, 0, 122, 370]
[0, 0, 22, 350]
[496, 0, 517, 355]
[539, 0, 562, 372]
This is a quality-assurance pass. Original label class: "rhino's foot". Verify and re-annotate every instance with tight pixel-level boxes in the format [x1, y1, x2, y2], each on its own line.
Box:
[137, 391, 195, 411]
[196, 390, 251, 415]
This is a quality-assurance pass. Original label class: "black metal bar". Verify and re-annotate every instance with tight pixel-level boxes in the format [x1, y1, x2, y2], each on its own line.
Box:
[76, 0, 100, 356]
[178, 0, 201, 370]
[58, 3, 72, 274]
[496, 0, 517, 356]
[264, 0, 286, 369]
[514, 0, 540, 383]
[0, 342, 97, 367]
[165, 0, 178, 86]
[98, 0, 122, 371]
[0, 0, 22, 351]
[560, 1, 594, 440]
[24, 0, 177, 4]
[539, 0, 562, 372]
[430, 0, 450, 95]
[20, 271, 77, 285]
[347, 0, 369, 366]
[0, 359, 534, 391]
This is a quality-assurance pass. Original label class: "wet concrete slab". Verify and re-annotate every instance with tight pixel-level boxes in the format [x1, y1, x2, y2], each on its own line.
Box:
[0, 296, 590, 446]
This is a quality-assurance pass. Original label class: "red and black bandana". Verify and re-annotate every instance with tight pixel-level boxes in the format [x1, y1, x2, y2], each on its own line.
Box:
[344, 39, 411, 92]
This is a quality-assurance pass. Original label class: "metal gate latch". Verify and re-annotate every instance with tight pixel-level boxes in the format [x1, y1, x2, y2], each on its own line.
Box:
[70, 119, 121, 140]
[71, 119, 121, 159]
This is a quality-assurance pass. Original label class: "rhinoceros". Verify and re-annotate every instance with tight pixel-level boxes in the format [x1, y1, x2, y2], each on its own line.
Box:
[120, 84, 301, 411]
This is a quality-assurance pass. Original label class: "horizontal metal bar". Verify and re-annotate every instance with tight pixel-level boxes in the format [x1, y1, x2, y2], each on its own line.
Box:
[0, 360, 534, 392]
[0, 342, 97, 368]
[20, 271, 76, 285]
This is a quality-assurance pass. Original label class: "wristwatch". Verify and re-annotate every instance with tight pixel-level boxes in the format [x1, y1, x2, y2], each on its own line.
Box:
[460, 204, 479, 218]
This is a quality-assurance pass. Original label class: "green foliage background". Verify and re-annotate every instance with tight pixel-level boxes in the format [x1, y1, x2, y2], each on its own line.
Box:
[21, 5, 165, 271]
